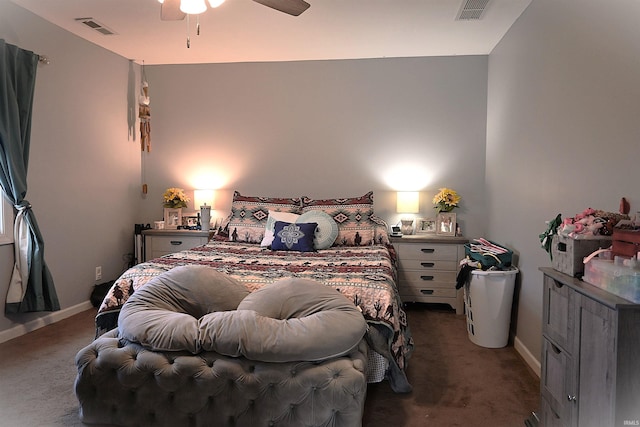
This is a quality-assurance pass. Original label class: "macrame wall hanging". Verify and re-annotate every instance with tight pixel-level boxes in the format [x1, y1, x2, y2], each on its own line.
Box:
[139, 63, 151, 152]
[139, 62, 150, 194]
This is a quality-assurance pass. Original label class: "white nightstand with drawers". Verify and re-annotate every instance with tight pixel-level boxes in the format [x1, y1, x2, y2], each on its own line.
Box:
[391, 235, 468, 314]
[142, 229, 211, 262]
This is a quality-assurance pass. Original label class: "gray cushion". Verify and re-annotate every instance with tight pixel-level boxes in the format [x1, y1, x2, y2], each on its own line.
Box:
[117, 265, 250, 353]
[199, 278, 368, 362]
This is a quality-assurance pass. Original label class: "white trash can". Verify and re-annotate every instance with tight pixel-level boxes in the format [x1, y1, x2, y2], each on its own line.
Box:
[463, 267, 519, 348]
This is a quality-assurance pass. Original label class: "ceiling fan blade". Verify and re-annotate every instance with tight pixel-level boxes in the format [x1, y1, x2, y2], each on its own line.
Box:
[252, 0, 310, 16]
[161, 0, 186, 21]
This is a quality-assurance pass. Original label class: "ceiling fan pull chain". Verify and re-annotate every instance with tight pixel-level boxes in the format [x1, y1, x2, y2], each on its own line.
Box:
[186, 14, 191, 48]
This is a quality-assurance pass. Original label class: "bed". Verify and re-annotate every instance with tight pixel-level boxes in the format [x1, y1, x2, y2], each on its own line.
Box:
[75, 191, 413, 427]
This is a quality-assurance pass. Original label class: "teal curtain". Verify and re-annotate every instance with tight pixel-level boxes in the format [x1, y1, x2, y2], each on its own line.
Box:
[0, 39, 59, 313]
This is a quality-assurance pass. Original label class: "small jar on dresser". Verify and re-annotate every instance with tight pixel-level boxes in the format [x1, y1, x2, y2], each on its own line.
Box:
[391, 235, 468, 314]
[142, 229, 211, 262]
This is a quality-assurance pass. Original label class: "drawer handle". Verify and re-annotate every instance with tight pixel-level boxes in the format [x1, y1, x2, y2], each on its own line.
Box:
[170, 240, 183, 246]
[421, 248, 435, 253]
[420, 275, 434, 281]
[420, 290, 434, 295]
[567, 395, 577, 402]
[421, 262, 435, 268]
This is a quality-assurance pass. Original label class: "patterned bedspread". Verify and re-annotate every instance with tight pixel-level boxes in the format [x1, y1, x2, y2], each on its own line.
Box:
[96, 240, 413, 375]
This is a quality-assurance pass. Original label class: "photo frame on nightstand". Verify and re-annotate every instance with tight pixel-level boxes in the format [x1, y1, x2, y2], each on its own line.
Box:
[163, 208, 182, 230]
[183, 215, 199, 228]
[415, 217, 437, 234]
[436, 212, 456, 236]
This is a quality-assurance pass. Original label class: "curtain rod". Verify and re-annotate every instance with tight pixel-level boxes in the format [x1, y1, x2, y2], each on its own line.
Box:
[2, 40, 50, 64]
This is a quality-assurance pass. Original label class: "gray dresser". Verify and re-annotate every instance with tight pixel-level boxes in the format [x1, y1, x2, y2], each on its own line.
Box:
[539, 267, 640, 427]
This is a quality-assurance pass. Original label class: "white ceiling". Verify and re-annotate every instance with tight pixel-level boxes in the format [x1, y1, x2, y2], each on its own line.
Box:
[11, 0, 531, 65]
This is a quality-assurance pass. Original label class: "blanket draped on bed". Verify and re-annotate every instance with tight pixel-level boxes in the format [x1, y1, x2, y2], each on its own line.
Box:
[96, 240, 413, 391]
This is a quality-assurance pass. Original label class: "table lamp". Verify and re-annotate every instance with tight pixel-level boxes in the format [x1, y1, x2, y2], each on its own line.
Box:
[396, 191, 419, 235]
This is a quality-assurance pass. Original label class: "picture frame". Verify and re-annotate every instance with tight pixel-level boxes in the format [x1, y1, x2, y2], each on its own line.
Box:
[436, 212, 456, 236]
[163, 208, 182, 229]
[415, 217, 437, 234]
[183, 215, 199, 228]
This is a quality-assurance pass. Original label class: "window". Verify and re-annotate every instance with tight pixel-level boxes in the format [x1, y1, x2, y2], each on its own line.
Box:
[0, 194, 13, 245]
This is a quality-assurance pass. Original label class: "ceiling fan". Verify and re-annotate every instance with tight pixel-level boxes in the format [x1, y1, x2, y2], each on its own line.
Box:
[159, 0, 311, 20]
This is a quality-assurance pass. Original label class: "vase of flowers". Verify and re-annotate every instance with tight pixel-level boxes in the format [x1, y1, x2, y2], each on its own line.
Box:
[162, 188, 190, 229]
[163, 187, 190, 208]
[432, 187, 461, 213]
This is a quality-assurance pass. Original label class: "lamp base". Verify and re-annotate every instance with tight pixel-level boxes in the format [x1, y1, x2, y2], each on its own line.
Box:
[200, 206, 211, 232]
[400, 219, 414, 235]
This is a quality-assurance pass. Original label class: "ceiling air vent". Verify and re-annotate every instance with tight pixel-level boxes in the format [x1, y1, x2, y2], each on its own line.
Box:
[75, 17, 116, 35]
[456, 0, 490, 21]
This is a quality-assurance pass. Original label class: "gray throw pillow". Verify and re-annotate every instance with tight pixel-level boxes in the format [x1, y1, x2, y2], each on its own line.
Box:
[199, 278, 367, 362]
[118, 265, 249, 353]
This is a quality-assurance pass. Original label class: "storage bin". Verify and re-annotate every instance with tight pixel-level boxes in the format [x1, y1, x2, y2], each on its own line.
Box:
[583, 259, 640, 303]
[551, 235, 611, 277]
[612, 228, 640, 258]
[463, 267, 519, 348]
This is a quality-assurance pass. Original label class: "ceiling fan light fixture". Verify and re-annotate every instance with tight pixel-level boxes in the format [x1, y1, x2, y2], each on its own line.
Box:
[180, 0, 207, 15]
[208, 0, 225, 8]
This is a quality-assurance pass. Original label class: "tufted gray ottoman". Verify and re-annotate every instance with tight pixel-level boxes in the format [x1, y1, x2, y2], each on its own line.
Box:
[75, 267, 369, 427]
[74, 331, 368, 427]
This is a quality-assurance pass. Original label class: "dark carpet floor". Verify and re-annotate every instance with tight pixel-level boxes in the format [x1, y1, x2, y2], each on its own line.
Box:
[363, 303, 539, 427]
[0, 303, 539, 426]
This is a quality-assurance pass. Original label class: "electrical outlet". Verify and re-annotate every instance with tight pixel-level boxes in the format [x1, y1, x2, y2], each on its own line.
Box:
[95, 266, 102, 281]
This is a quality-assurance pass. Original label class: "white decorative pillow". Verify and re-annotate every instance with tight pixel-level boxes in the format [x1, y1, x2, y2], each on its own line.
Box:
[260, 210, 300, 246]
[298, 210, 339, 250]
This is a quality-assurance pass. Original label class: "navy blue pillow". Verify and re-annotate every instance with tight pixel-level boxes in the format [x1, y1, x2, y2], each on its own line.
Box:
[271, 221, 318, 252]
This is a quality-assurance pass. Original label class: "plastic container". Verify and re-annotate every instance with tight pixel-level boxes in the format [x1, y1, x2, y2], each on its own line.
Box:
[463, 267, 519, 348]
[583, 258, 640, 303]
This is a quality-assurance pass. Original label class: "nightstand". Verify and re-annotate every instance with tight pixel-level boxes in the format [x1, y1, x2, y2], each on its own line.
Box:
[142, 229, 211, 262]
[391, 235, 468, 314]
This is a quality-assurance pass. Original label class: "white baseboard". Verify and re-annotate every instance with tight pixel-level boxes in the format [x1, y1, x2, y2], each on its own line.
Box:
[514, 335, 541, 378]
[0, 300, 94, 344]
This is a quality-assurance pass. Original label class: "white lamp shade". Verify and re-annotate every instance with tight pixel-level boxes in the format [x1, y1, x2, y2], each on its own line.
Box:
[180, 0, 207, 14]
[396, 191, 420, 214]
[194, 189, 214, 208]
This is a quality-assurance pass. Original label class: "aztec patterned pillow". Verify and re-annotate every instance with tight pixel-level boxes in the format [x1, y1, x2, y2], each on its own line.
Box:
[224, 191, 303, 244]
[370, 214, 391, 246]
[301, 191, 376, 247]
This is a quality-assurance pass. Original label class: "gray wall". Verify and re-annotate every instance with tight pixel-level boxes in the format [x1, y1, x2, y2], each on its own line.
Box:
[487, 0, 640, 366]
[0, 2, 140, 334]
[140, 57, 489, 237]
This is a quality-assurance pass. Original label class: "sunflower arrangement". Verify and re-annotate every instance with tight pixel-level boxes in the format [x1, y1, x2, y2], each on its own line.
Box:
[432, 188, 461, 213]
[163, 187, 190, 208]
